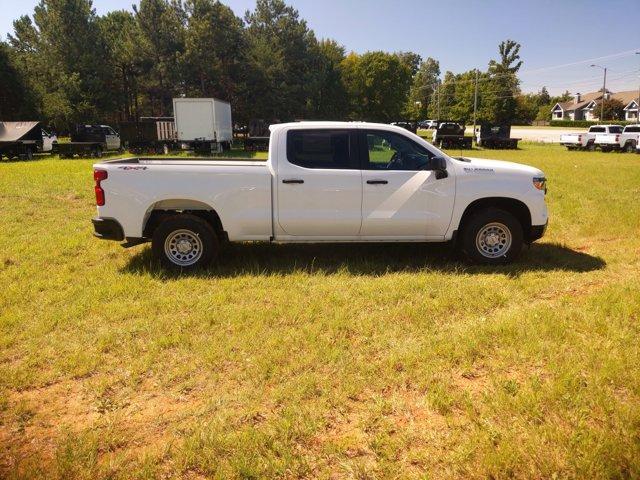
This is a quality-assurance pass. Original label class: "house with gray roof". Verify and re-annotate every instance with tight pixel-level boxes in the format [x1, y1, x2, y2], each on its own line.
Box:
[551, 90, 639, 121]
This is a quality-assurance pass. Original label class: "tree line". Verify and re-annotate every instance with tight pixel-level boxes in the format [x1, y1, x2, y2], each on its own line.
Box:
[0, 0, 567, 132]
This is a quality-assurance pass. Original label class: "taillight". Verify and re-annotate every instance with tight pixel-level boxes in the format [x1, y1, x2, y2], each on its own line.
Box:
[94, 169, 107, 206]
[578, 135, 582, 142]
[615, 135, 620, 142]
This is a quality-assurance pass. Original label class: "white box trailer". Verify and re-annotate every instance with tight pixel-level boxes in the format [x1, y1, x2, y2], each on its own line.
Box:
[172, 98, 233, 151]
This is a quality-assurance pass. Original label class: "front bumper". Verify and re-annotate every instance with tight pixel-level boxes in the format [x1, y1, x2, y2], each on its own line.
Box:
[92, 217, 124, 241]
[528, 220, 548, 242]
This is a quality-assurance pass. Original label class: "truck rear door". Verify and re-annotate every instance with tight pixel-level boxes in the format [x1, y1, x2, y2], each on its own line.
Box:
[276, 129, 362, 236]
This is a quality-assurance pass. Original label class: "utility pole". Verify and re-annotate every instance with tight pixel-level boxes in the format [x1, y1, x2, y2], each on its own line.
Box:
[472, 69, 479, 146]
[590, 64, 607, 121]
[636, 52, 640, 123]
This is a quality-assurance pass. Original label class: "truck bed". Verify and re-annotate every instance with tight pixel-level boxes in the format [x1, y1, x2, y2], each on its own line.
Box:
[103, 157, 266, 167]
[95, 156, 272, 240]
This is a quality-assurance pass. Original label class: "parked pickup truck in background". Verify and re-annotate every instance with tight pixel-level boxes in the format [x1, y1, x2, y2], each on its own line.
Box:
[560, 125, 622, 151]
[92, 122, 548, 269]
[594, 124, 640, 152]
[58, 124, 121, 158]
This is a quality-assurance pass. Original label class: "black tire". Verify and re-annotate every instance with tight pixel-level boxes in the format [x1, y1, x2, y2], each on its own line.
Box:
[94, 146, 103, 158]
[586, 142, 595, 151]
[460, 208, 523, 265]
[26, 148, 33, 160]
[151, 214, 219, 271]
[624, 140, 636, 153]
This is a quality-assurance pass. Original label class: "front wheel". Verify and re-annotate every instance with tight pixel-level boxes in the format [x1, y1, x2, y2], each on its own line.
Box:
[460, 208, 523, 264]
[151, 214, 219, 271]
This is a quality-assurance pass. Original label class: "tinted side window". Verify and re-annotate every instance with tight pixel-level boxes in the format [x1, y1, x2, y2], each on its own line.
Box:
[287, 130, 356, 169]
[363, 130, 433, 171]
[625, 126, 640, 132]
[609, 126, 623, 134]
[589, 127, 605, 133]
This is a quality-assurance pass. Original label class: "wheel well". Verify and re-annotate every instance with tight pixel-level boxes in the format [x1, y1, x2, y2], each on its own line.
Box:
[459, 197, 532, 238]
[143, 207, 225, 240]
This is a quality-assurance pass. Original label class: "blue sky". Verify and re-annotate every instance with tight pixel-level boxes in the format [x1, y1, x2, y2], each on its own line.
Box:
[2, 0, 639, 95]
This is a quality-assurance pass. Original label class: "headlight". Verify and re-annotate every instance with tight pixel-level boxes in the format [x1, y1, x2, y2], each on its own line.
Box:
[533, 177, 547, 194]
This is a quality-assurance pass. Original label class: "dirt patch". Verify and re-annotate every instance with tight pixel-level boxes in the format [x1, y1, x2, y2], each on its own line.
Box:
[0, 376, 206, 476]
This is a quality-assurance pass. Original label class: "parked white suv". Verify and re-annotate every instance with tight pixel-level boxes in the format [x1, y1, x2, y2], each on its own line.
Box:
[92, 122, 548, 269]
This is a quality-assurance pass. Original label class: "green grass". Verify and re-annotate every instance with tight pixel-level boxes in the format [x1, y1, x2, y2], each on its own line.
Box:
[1, 144, 640, 479]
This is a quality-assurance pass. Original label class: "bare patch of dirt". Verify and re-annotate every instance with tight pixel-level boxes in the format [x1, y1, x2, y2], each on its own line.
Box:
[0, 376, 207, 477]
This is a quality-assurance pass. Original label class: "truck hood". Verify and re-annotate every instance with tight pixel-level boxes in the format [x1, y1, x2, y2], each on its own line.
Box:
[454, 156, 544, 177]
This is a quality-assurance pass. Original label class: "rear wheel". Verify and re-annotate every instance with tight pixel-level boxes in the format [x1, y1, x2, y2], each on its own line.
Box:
[152, 214, 219, 271]
[460, 208, 523, 264]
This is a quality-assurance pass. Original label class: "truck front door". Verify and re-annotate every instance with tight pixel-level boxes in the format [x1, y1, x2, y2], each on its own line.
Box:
[359, 129, 455, 238]
[103, 127, 120, 150]
[276, 129, 362, 236]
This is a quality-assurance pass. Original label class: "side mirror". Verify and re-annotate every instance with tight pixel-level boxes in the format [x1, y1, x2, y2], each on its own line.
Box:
[430, 156, 447, 171]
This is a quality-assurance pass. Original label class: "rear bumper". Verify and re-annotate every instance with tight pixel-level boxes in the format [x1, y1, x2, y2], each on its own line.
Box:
[528, 221, 548, 242]
[92, 217, 124, 241]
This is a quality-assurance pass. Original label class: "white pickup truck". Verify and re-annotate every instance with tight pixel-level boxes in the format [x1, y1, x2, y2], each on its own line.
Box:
[92, 122, 548, 269]
[560, 125, 622, 151]
[594, 124, 640, 152]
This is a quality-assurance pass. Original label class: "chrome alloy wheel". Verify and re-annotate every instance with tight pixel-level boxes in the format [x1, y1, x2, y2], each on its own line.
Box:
[475, 222, 512, 259]
[164, 229, 203, 266]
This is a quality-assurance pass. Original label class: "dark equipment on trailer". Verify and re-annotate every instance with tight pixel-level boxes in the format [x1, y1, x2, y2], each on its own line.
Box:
[390, 121, 419, 134]
[432, 121, 473, 149]
[243, 119, 270, 152]
[119, 117, 177, 154]
[0, 121, 43, 160]
[57, 124, 121, 158]
[474, 124, 521, 149]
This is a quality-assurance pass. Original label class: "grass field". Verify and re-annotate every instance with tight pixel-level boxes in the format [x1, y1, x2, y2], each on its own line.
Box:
[1, 144, 639, 479]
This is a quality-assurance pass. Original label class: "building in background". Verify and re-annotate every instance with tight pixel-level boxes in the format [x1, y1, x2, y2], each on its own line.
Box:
[551, 90, 639, 121]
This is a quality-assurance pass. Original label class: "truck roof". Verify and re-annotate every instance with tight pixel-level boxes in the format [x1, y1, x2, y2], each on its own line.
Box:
[269, 121, 413, 133]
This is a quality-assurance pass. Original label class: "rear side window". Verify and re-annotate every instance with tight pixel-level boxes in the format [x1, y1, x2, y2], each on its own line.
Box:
[609, 126, 623, 134]
[287, 130, 357, 169]
[625, 126, 640, 132]
[589, 127, 605, 133]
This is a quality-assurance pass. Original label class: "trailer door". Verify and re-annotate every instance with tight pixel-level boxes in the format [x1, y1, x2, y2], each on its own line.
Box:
[174, 99, 215, 141]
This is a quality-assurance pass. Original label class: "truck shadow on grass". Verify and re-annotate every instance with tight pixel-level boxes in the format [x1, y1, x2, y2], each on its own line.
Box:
[121, 242, 606, 279]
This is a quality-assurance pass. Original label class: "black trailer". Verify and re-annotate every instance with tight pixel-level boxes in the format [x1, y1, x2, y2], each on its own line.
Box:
[475, 124, 520, 149]
[0, 121, 43, 160]
[58, 124, 121, 158]
[432, 121, 473, 149]
[119, 117, 178, 154]
[390, 120, 419, 134]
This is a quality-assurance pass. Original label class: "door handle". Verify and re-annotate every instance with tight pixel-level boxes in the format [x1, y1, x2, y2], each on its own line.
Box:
[366, 179, 388, 185]
[282, 179, 304, 184]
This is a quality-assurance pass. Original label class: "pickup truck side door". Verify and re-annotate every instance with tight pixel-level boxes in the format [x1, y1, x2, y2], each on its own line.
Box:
[103, 127, 120, 150]
[359, 129, 455, 238]
[276, 128, 362, 236]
